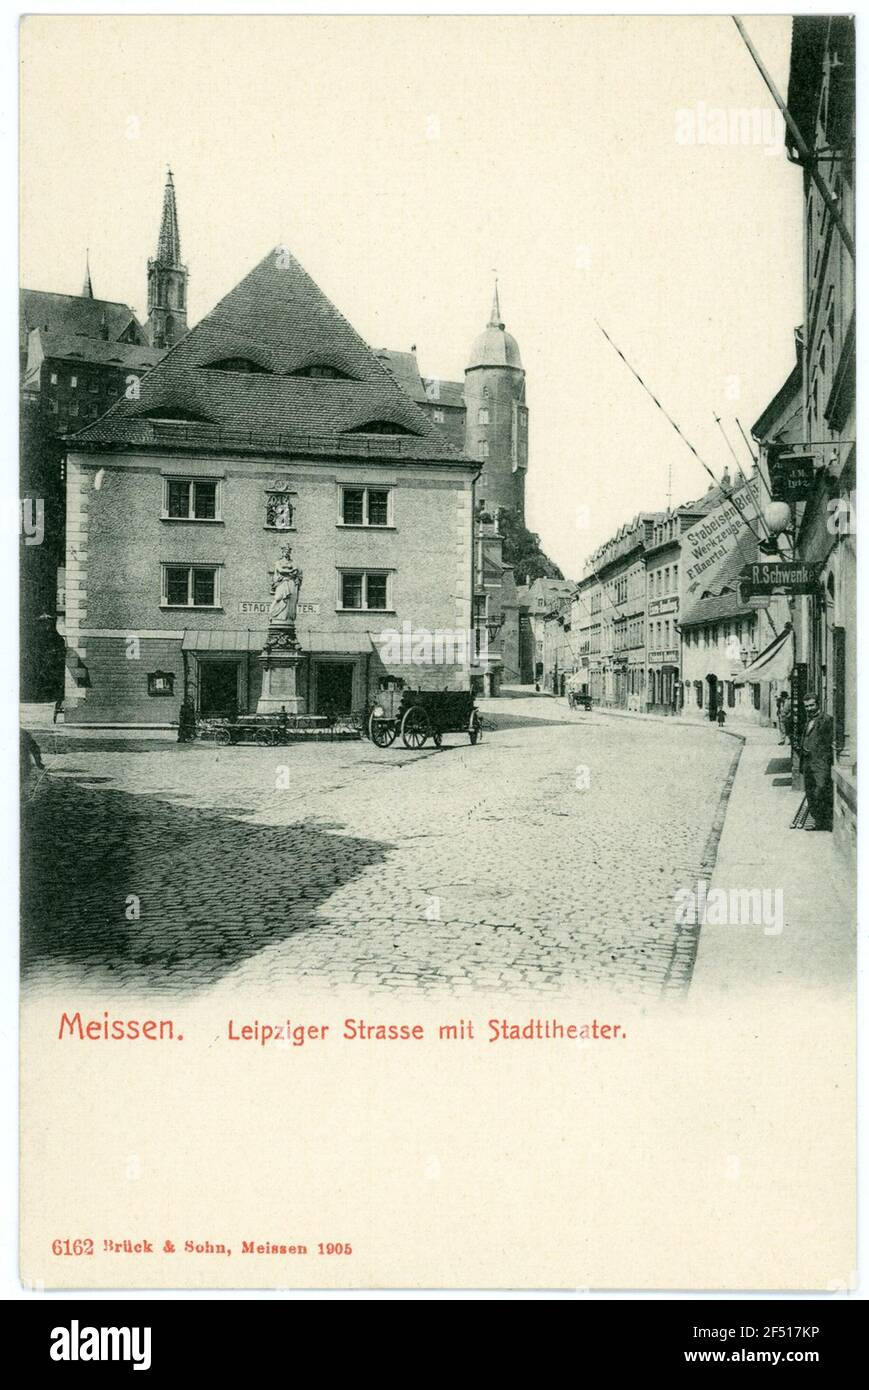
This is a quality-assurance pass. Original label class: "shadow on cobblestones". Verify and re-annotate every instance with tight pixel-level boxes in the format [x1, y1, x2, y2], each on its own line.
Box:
[21, 776, 393, 994]
[482, 711, 594, 732]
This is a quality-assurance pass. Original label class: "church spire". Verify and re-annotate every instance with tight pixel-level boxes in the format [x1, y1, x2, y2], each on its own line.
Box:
[82, 251, 94, 299]
[156, 168, 181, 264]
[488, 278, 503, 329]
[146, 167, 188, 349]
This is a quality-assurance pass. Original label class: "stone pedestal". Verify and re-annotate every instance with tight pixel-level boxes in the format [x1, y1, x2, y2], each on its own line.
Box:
[256, 627, 305, 715]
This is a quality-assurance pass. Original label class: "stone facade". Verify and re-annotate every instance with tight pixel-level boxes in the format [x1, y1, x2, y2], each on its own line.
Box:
[63, 450, 475, 724]
[62, 245, 477, 724]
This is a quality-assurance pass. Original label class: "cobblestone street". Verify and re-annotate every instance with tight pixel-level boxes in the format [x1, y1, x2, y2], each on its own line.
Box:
[22, 698, 740, 1001]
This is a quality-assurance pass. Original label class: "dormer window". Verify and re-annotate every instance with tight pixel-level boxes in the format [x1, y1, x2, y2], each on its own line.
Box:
[138, 407, 216, 423]
[204, 357, 271, 374]
[289, 363, 357, 380]
[344, 420, 421, 436]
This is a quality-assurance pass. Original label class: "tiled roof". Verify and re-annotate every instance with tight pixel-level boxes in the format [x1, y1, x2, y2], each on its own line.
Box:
[376, 350, 428, 404]
[70, 249, 470, 465]
[28, 331, 164, 371]
[20, 289, 144, 349]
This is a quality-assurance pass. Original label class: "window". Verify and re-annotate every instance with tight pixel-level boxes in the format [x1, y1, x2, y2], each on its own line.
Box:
[70, 375, 78, 388]
[478, 441, 489, 458]
[433, 409, 444, 423]
[340, 486, 392, 527]
[478, 408, 489, 424]
[49, 372, 58, 386]
[147, 671, 175, 696]
[339, 570, 391, 611]
[162, 564, 220, 608]
[163, 478, 220, 521]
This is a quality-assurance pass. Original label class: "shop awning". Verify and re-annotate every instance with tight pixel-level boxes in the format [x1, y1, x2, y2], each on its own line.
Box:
[740, 623, 794, 681]
[182, 629, 385, 656]
[290, 630, 382, 655]
[182, 629, 266, 652]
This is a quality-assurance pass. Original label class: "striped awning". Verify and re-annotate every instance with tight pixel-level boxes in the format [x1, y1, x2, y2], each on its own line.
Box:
[740, 623, 794, 681]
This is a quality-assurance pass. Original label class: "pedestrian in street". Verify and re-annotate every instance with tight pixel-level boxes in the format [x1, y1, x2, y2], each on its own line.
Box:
[716, 707, 727, 727]
[800, 695, 834, 831]
[52, 695, 64, 724]
[777, 691, 791, 745]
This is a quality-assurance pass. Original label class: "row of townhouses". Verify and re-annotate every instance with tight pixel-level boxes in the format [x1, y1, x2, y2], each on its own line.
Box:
[541, 469, 780, 724]
[542, 15, 855, 866]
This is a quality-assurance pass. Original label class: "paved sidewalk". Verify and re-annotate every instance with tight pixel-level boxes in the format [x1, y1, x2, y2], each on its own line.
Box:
[690, 725, 856, 997]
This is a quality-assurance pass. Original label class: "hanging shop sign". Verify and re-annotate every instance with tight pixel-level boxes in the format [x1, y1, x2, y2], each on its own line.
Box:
[767, 449, 816, 502]
[738, 561, 821, 599]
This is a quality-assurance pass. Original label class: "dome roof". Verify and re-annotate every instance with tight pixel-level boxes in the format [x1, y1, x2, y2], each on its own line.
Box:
[467, 284, 523, 370]
[468, 325, 522, 370]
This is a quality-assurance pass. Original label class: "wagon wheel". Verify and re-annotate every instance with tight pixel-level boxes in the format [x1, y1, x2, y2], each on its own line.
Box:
[213, 726, 232, 746]
[369, 713, 397, 748]
[401, 706, 431, 750]
[432, 729, 443, 748]
[255, 727, 276, 746]
[468, 709, 483, 745]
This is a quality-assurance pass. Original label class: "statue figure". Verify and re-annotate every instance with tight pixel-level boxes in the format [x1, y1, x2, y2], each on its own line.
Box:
[268, 544, 303, 626]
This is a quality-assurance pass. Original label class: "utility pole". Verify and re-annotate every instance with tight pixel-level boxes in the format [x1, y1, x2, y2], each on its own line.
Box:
[732, 16, 855, 260]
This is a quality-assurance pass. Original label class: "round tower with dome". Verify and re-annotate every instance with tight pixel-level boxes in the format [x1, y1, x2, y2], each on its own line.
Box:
[463, 282, 528, 522]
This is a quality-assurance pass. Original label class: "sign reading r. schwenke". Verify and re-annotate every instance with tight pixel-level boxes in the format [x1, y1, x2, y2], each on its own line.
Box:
[739, 560, 821, 596]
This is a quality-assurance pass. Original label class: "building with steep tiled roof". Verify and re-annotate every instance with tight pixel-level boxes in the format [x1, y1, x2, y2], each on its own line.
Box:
[73, 247, 468, 461]
[19, 287, 146, 372]
[62, 242, 478, 725]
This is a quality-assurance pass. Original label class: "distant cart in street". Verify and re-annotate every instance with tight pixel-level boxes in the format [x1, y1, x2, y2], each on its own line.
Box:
[367, 688, 483, 750]
[566, 673, 592, 711]
[194, 711, 362, 745]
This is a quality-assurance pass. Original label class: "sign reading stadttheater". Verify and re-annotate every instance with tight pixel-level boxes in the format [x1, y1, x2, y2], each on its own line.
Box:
[739, 561, 821, 596]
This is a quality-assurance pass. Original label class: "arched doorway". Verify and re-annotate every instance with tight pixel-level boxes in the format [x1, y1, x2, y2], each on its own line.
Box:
[706, 673, 718, 721]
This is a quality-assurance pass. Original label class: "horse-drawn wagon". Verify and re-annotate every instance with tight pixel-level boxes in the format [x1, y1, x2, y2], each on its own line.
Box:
[367, 688, 483, 750]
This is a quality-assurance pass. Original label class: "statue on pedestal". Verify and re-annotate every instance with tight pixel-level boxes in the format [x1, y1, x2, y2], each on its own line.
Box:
[268, 544, 303, 626]
[257, 545, 305, 715]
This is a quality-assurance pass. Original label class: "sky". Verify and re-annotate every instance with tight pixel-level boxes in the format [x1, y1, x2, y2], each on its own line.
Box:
[20, 14, 804, 579]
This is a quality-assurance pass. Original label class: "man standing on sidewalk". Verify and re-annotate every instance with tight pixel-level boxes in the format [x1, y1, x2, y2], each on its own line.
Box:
[800, 695, 834, 831]
[777, 691, 791, 745]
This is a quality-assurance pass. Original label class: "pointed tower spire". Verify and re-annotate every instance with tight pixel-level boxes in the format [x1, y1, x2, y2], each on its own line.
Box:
[156, 167, 181, 263]
[488, 278, 503, 329]
[82, 251, 94, 299]
[147, 167, 188, 349]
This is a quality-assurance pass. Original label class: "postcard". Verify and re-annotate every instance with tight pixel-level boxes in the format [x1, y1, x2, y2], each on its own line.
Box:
[18, 13, 856, 1292]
